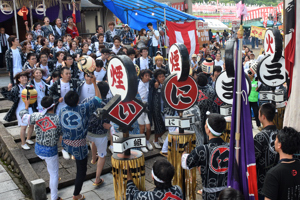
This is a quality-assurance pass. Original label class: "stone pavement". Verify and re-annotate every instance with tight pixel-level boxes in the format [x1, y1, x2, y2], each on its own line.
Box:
[0, 163, 26, 200]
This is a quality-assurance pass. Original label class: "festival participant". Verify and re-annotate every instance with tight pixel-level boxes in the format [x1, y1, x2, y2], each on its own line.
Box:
[59, 74, 101, 200]
[127, 48, 136, 64]
[148, 69, 175, 148]
[94, 60, 106, 82]
[181, 113, 229, 200]
[126, 159, 183, 199]
[247, 70, 261, 130]
[215, 32, 220, 43]
[21, 41, 35, 65]
[6, 36, 24, 85]
[20, 96, 62, 200]
[80, 42, 91, 56]
[147, 23, 159, 58]
[208, 66, 222, 89]
[78, 73, 96, 103]
[254, 103, 279, 200]
[93, 33, 110, 52]
[95, 44, 105, 58]
[41, 16, 55, 38]
[37, 53, 54, 82]
[65, 2, 79, 39]
[48, 33, 55, 48]
[197, 73, 216, 144]
[84, 81, 110, 186]
[218, 188, 244, 200]
[111, 36, 122, 55]
[69, 41, 80, 56]
[20, 32, 36, 51]
[105, 21, 121, 43]
[53, 51, 65, 70]
[34, 36, 43, 53]
[52, 39, 67, 61]
[23, 53, 37, 71]
[36, 37, 50, 55]
[2, 72, 34, 150]
[153, 55, 169, 75]
[136, 47, 153, 71]
[49, 71, 60, 87]
[91, 25, 106, 43]
[62, 54, 79, 79]
[191, 54, 198, 70]
[53, 18, 67, 40]
[26, 22, 44, 41]
[120, 24, 135, 49]
[96, 48, 110, 67]
[64, 35, 72, 50]
[262, 127, 300, 200]
[137, 69, 153, 153]
[136, 28, 148, 50]
[0, 27, 9, 67]
[214, 53, 224, 70]
[30, 68, 49, 112]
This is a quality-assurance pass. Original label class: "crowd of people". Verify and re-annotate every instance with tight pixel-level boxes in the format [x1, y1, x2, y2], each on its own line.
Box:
[0, 11, 300, 200]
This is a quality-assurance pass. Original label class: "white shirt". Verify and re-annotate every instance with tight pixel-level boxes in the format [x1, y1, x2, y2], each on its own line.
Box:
[56, 79, 70, 115]
[94, 68, 106, 82]
[138, 80, 149, 103]
[244, 61, 250, 70]
[48, 42, 54, 48]
[34, 80, 46, 111]
[40, 64, 49, 79]
[55, 25, 62, 36]
[56, 61, 62, 69]
[111, 45, 121, 54]
[216, 34, 220, 42]
[12, 48, 22, 76]
[79, 82, 95, 103]
[151, 30, 159, 47]
[214, 59, 224, 70]
[191, 60, 198, 69]
[140, 57, 149, 70]
[257, 54, 264, 62]
[96, 50, 101, 58]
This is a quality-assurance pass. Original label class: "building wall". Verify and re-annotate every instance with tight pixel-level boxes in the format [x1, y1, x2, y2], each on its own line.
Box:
[154, 0, 193, 15]
[84, 11, 97, 33]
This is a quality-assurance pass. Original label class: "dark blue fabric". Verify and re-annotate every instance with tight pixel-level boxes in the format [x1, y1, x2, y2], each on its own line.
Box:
[0, 11, 14, 23]
[103, 0, 203, 30]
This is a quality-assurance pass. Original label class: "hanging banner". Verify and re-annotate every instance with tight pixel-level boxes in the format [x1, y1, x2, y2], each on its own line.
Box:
[250, 26, 266, 40]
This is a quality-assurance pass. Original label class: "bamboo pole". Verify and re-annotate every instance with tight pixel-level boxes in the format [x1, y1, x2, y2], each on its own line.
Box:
[13, 0, 19, 39]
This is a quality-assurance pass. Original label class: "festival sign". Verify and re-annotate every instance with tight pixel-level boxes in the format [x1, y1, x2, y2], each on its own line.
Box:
[264, 28, 282, 63]
[168, 43, 190, 81]
[224, 39, 237, 78]
[162, 74, 198, 111]
[250, 26, 266, 40]
[215, 71, 251, 105]
[107, 55, 137, 102]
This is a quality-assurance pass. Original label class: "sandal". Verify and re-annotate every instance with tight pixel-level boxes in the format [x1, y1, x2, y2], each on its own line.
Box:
[197, 189, 203, 195]
[73, 194, 85, 200]
[91, 157, 98, 165]
[56, 197, 63, 200]
[160, 151, 168, 157]
[93, 178, 104, 186]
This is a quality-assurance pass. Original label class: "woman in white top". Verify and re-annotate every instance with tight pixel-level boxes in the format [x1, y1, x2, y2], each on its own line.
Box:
[136, 29, 148, 49]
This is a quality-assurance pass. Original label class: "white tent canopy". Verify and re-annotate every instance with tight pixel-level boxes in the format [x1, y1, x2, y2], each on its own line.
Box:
[204, 19, 229, 30]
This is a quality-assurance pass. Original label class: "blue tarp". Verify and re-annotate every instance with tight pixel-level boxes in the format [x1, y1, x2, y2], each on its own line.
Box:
[103, 0, 203, 30]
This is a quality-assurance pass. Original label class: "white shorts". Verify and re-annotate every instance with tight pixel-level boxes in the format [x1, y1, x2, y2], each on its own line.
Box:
[16, 107, 33, 126]
[87, 135, 108, 158]
[137, 112, 150, 125]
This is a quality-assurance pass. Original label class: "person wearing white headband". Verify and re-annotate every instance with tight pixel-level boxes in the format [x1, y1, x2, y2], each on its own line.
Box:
[126, 159, 183, 200]
[181, 113, 229, 200]
[19, 96, 62, 200]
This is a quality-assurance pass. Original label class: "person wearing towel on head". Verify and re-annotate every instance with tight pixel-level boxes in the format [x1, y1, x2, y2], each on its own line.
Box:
[181, 113, 229, 200]
[126, 159, 183, 200]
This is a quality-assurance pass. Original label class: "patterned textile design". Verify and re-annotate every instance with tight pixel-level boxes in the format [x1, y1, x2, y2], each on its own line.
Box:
[60, 97, 101, 160]
[126, 180, 183, 200]
[1, 85, 20, 121]
[105, 29, 121, 43]
[183, 105, 203, 146]
[254, 125, 279, 195]
[120, 31, 135, 45]
[53, 24, 67, 40]
[35, 142, 58, 157]
[186, 138, 229, 200]
[136, 57, 154, 71]
[41, 25, 55, 39]
[5, 47, 24, 85]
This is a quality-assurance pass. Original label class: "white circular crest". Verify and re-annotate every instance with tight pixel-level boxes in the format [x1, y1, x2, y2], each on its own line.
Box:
[1, 3, 13, 15]
[168, 44, 183, 80]
[107, 57, 129, 101]
[264, 29, 276, 61]
[36, 4, 46, 15]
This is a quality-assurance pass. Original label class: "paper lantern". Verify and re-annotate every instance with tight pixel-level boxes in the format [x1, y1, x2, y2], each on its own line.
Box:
[77, 55, 96, 74]
[21, 85, 37, 104]
[134, 64, 140, 76]
[18, 6, 28, 21]
[201, 58, 214, 74]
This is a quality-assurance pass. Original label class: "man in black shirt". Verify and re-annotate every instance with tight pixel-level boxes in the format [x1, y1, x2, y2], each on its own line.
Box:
[262, 127, 300, 200]
[254, 103, 279, 200]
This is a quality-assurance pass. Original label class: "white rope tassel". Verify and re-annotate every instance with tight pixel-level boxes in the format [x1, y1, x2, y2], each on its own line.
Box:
[236, 90, 248, 105]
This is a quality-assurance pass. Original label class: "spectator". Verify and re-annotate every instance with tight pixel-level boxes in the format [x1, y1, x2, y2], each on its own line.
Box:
[147, 23, 159, 58]
[105, 21, 121, 43]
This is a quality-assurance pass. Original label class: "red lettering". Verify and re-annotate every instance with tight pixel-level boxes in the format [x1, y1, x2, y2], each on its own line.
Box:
[110, 64, 125, 90]
[170, 49, 180, 72]
[266, 34, 274, 54]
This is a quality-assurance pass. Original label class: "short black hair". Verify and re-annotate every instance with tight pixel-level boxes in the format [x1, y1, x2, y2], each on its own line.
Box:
[97, 33, 104, 39]
[117, 51, 126, 55]
[54, 39, 63, 47]
[197, 73, 208, 86]
[63, 53, 73, 61]
[213, 66, 222, 75]
[153, 68, 166, 79]
[101, 48, 110, 54]
[56, 51, 65, 59]
[8, 35, 17, 46]
[97, 81, 109, 99]
[42, 16, 49, 21]
[207, 113, 226, 134]
[277, 127, 300, 155]
[152, 159, 174, 189]
[27, 52, 36, 61]
[140, 47, 148, 53]
[96, 25, 104, 31]
[40, 37, 47, 46]
[140, 69, 152, 79]
[96, 60, 104, 68]
[60, 66, 70, 75]
[113, 36, 121, 43]
[41, 96, 54, 109]
[51, 70, 60, 79]
[39, 53, 48, 60]
[127, 48, 136, 56]
[218, 188, 245, 200]
[259, 103, 276, 122]
[33, 22, 41, 30]
[147, 22, 153, 27]
[64, 91, 79, 107]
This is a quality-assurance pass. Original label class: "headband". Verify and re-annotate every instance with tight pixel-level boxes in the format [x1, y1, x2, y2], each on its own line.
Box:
[40, 103, 55, 115]
[206, 119, 222, 137]
[152, 169, 164, 183]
